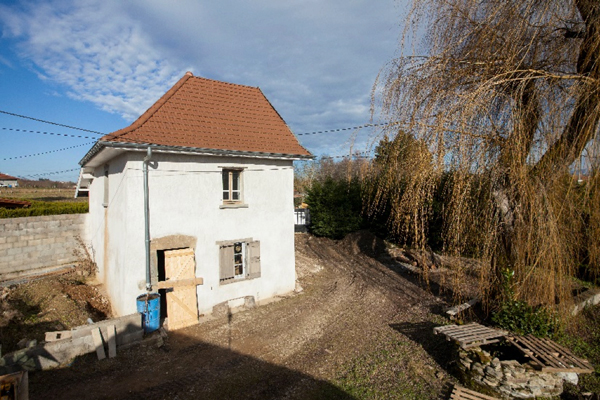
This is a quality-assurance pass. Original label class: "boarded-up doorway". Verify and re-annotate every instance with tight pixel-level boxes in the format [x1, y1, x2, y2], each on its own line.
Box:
[162, 248, 199, 331]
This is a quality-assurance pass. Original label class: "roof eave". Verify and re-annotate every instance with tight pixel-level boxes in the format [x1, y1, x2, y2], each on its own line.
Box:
[80, 141, 314, 167]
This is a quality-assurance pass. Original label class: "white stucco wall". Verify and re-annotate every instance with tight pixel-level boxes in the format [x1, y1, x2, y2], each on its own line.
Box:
[88, 151, 296, 317]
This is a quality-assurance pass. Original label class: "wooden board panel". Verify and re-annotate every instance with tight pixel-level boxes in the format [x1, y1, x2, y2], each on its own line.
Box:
[164, 248, 199, 331]
[434, 323, 507, 349]
[449, 385, 499, 400]
[506, 335, 594, 374]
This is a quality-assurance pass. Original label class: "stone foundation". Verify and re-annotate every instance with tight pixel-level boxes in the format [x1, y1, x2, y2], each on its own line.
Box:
[457, 347, 568, 399]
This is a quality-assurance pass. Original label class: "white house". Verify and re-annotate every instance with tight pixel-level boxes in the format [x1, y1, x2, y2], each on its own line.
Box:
[0, 173, 18, 187]
[77, 72, 312, 329]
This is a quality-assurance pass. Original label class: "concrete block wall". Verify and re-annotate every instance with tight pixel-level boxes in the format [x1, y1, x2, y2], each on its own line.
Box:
[0, 214, 89, 281]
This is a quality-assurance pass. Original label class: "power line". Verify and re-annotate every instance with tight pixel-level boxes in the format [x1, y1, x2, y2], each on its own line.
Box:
[26, 168, 80, 178]
[297, 122, 391, 136]
[1, 127, 100, 140]
[0, 109, 105, 135]
[2, 142, 95, 161]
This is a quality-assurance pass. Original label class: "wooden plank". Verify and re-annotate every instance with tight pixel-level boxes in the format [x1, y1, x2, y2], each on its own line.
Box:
[107, 324, 117, 358]
[434, 323, 506, 349]
[461, 339, 501, 349]
[533, 336, 593, 370]
[91, 328, 106, 360]
[528, 336, 593, 372]
[446, 298, 480, 317]
[506, 335, 593, 374]
[522, 336, 566, 369]
[155, 277, 204, 289]
[450, 385, 500, 400]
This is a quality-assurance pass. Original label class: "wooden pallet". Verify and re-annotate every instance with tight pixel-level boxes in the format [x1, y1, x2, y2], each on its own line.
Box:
[434, 323, 507, 349]
[449, 384, 499, 400]
[506, 334, 594, 373]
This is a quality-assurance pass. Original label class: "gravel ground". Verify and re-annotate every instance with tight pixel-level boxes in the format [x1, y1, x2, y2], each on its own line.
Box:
[27, 232, 456, 400]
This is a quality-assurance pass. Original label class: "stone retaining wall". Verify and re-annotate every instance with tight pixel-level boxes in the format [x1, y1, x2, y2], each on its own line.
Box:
[0, 214, 89, 281]
[457, 347, 567, 399]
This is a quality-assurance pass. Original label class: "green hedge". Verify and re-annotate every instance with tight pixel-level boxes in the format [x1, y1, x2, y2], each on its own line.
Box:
[305, 177, 366, 239]
[0, 201, 88, 219]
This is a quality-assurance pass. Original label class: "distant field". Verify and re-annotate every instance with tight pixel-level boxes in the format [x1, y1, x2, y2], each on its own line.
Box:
[0, 187, 86, 203]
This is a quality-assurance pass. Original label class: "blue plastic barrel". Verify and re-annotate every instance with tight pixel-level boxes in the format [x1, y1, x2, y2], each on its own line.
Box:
[136, 293, 160, 333]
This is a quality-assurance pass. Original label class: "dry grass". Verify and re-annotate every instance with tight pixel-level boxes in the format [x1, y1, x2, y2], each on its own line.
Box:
[0, 187, 85, 203]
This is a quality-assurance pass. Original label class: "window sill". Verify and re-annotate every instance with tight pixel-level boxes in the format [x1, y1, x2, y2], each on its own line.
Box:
[219, 203, 248, 209]
[219, 274, 260, 285]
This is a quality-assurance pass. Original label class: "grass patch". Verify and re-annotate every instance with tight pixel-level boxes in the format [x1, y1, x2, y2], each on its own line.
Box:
[335, 338, 440, 400]
[557, 305, 600, 396]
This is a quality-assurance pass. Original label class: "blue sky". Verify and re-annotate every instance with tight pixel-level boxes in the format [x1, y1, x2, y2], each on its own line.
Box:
[0, 0, 405, 181]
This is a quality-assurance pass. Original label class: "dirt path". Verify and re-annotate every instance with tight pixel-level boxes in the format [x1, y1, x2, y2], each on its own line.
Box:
[29, 233, 455, 399]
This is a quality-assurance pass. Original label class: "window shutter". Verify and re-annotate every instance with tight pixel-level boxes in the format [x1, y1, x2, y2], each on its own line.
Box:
[219, 245, 235, 281]
[247, 241, 261, 279]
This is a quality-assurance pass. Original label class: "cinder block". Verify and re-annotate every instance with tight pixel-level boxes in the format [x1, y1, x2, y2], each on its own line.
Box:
[28, 239, 42, 247]
[6, 237, 18, 244]
[30, 222, 45, 230]
[46, 221, 60, 229]
[42, 238, 57, 246]
[32, 228, 48, 236]
[7, 248, 23, 256]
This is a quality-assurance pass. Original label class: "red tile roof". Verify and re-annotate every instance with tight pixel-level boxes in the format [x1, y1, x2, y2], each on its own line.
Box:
[0, 198, 30, 209]
[0, 173, 18, 181]
[102, 72, 311, 157]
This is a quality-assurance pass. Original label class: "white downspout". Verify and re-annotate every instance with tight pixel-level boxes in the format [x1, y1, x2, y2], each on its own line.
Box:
[143, 147, 152, 292]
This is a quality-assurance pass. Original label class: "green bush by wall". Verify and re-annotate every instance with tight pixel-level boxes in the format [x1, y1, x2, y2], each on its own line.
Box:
[0, 201, 88, 219]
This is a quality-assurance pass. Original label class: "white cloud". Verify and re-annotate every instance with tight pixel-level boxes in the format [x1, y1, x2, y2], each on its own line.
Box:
[0, 0, 183, 120]
[0, 0, 403, 154]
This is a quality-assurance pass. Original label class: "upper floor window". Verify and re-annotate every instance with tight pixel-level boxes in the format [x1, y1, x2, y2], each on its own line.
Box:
[222, 168, 242, 204]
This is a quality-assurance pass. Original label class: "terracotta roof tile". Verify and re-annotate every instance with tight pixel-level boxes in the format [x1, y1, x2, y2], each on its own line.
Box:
[102, 73, 312, 157]
[0, 173, 18, 180]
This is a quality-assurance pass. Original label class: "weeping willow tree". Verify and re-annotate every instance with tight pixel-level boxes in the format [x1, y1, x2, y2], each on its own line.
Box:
[370, 0, 600, 312]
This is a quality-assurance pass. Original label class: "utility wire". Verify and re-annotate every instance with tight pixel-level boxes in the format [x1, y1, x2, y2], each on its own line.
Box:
[3, 142, 94, 161]
[26, 168, 80, 178]
[0, 109, 105, 135]
[297, 122, 392, 136]
[1, 127, 100, 140]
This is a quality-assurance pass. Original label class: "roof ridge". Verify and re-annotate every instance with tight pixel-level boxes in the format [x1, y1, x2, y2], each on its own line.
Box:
[189, 75, 259, 91]
[102, 72, 194, 142]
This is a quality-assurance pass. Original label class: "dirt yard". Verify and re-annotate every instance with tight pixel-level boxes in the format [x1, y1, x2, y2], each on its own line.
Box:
[22, 233, 456, 399]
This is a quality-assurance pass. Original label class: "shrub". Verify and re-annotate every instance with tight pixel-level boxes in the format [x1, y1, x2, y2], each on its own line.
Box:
[306, 177, 365, 239]
[491, 268, 560, 337]
[492, 300, 560, 338]
[0, 201, 88, 219]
